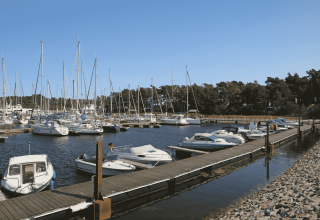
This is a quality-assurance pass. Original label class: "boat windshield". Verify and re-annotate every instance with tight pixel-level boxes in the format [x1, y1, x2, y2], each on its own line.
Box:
[9, 164, 20, 176]
[36, 162, 46, 172]
[209, 136, 218, 140]
[103, 155, 120, 162]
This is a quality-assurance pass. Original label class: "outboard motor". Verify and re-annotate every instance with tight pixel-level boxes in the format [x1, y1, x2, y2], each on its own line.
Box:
[184, 137, 189, 141]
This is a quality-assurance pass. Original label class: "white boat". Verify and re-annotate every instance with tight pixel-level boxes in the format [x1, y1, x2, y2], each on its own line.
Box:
[242, 130, 266, 140]
[108, 144, 172, 166]
[75, 154, 135, 176]
[179, 133, 237, 150]
[185, 117, 201, 125]
[160, 114, 189, 125]
[222, 125, 251, 134]
[274, 118, 300, 126]
[32, 120, 69, 136]
[68, 122, 103, 135]
[101, 121, 119, 132]
[14, 114, 28, 124]
[1, 154, 55, 196]
[208, 130, 245, 144]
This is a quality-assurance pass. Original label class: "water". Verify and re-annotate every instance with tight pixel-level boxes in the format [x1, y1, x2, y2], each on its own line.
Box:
[1, 123, 318, 219]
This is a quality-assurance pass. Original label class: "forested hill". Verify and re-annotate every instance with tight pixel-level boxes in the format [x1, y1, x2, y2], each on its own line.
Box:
[5, 70, 320, 118]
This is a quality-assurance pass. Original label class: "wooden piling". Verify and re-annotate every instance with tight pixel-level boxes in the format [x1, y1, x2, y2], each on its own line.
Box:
[94, 140, 111, 220]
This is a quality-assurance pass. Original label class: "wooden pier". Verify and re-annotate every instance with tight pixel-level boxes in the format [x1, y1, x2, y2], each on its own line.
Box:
[120, 122, 161, 128]
[0, 124, 313, 220]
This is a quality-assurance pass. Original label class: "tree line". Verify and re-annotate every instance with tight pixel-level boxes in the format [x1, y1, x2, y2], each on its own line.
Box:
[4, 69, 320, 118]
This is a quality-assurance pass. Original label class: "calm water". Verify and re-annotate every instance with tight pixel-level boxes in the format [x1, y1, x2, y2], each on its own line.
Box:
[1, 123, 318, 219]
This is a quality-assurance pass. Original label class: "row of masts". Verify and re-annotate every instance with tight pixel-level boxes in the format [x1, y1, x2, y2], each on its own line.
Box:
[1, 42, 196, 118]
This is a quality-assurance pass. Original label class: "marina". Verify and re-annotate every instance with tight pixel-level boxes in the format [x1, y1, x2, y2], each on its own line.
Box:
[0, 122, 314, 219]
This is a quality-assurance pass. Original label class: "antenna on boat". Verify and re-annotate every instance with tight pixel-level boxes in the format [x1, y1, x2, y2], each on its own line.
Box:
[29, 142, 31, 155]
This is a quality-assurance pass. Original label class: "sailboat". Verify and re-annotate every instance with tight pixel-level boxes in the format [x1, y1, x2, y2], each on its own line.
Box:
[185, 66, 201, 125]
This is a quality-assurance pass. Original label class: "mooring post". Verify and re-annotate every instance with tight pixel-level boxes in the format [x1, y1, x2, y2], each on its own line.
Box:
[94, 140, 111, 220]
[266, 122, 270, 152]
[313, 116, 315, 133]
[298, 117, 301, 139]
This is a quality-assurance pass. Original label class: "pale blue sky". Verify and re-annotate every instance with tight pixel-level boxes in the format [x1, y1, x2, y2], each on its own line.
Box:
[1, 0, 320, 97]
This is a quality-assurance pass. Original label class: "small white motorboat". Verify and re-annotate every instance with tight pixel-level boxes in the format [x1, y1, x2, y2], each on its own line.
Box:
[179, 133, 237, 150]
[160, 114, 189, 126]
[208, 130, 245, 144]
[242, 130, 266, 140]
[274, 118, 300, 126]
[32, 120, 69, 136]
[68, 122, 103, 135]
[1, 154, 55, 196]
[75, 154, 136, 175]
[107, 144, 172, 166]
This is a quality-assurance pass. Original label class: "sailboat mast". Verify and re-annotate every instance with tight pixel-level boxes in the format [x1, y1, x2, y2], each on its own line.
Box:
[128, 84, 130, 115]
[94, 58, 97, 120]
[151, 78, 153, 114]
[119, 87, 121, 116]
[138, 85, 139, 116]
[109, 69, 112, 116]
[15, 71, 17, 106]
[172, 69, 173, 106]
[40, 41, 43, 113]
[81, 62, 83, 110]
[47, 80, 49, 113]
[186, 65, 188, 117]
[2, 58, 5, 119]
[77, 41, 80, 113]
[20, 79, 23, 107]
[63, 62, 65, 112]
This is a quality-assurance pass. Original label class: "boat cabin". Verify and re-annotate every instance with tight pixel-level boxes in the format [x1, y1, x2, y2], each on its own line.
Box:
[6, 155, 50, 186]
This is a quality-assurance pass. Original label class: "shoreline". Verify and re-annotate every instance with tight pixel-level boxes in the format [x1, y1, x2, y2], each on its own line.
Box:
[215, 141, 320, 219]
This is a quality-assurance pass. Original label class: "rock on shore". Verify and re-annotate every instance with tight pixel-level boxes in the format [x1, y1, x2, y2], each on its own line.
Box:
[216, 143, 320, 220]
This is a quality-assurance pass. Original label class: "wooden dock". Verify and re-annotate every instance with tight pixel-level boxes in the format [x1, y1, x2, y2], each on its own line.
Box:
[0, 124, 313, 219]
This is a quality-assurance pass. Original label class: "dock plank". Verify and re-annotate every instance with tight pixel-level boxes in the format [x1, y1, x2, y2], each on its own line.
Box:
[10, 198, 35, 217]
[1, 200, 24, 219]
[17, 195, 44, 215]
[0, 208, 9, 220]
[0, 202, 16, 220]
[6, 199, 28, 219]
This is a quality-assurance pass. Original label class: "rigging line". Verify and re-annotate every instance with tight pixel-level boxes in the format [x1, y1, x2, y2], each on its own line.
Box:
[32, 56, 42, 113]
[65, 46, 78, 107]
[4, 66, 11, 104]
[20, 79, 24, 97]
[166, 87, 175, 113]
[152, 85, 163, 114]
[139, 87, 146, 114]
[130, 90, 137, 115]
[87, 62, 95, 101]
[187, 71, 198, 111]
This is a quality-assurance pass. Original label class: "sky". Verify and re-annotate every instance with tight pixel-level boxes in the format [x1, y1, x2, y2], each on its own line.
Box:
[1, 0, 320, 98]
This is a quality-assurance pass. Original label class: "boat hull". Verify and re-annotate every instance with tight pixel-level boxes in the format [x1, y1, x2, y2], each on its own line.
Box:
[32, 126, 68, 136]
[75, 160, 133, 175]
